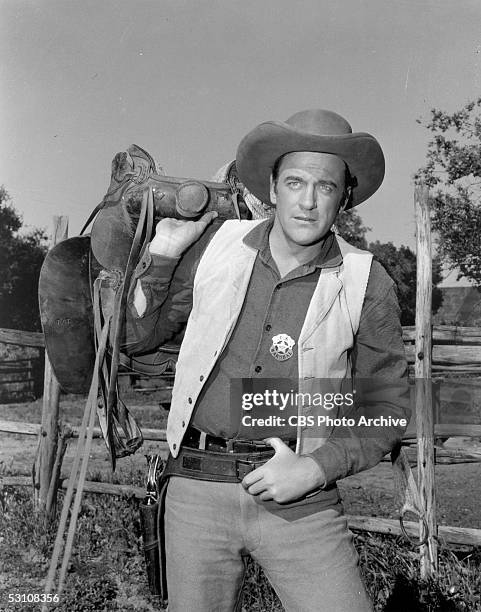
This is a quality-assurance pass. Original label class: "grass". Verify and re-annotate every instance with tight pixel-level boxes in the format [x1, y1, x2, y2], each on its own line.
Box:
[1, 391, 480, 610]
[0, 484, 479, 612]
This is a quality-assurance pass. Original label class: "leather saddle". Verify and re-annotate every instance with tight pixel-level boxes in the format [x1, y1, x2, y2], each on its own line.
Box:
[38, 144, 250, 468]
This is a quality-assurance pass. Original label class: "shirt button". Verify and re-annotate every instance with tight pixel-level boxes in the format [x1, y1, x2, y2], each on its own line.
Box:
[199, 375, 204, 381]
[173, 443, 177, 450]
[255, 365, 262, 373]
[265, 324, 272, 331]
[188, 397, 193, 404]
[182, 421, 186, 427]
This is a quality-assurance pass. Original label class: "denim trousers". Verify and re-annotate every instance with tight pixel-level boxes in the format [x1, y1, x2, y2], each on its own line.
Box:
[164, 476, 373, 612]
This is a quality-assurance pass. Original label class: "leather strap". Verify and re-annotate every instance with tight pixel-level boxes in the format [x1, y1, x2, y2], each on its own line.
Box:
[391, 444, 432, 551]
[183, 426, 296, 454]
[163, 446, 276, 483]
[43, 310, 112, 608]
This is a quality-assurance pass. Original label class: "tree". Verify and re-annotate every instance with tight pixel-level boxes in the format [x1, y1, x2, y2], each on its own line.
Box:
[335, 209, 369, 249]
[368, 241, 443, 326]
[0, 186, 48, 331]
[416, 98, 481, 284]
[335, 209, 442, 325]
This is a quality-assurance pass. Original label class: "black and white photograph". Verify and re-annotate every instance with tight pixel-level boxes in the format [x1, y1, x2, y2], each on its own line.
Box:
[1, 1, 481, 611]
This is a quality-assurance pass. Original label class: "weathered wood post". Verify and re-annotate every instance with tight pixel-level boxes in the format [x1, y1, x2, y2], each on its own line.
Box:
[414, 183, 438, 577]
[34, 216, 69, 515]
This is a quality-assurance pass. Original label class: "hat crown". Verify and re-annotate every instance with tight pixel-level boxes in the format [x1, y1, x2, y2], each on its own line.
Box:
[286, 109, 352, 137]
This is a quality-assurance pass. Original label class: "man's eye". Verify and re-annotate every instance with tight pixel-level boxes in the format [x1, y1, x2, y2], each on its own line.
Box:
[287, 180, 302, 189]
[318, 184, 333, 193]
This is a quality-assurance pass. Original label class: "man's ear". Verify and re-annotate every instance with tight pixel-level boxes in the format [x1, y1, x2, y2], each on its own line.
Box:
[269, 174, 277, 205]
[339, 187, 352, 213]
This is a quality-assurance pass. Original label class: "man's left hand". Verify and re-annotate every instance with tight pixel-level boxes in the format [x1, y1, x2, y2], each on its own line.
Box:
[242, 438, 326, 503]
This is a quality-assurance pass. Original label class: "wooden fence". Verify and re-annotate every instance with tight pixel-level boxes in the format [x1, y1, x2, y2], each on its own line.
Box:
[2, 192, 481, 584]
[0, 357, 42, 400]
[1, 324, 481, 547]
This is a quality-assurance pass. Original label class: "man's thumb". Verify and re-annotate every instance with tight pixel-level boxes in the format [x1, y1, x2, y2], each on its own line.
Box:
[264, 437, 289, 455]
[198, 210, 218, 225]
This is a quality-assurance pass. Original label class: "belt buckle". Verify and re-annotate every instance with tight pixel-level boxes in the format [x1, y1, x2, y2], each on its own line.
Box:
[235, 458, 259, 480]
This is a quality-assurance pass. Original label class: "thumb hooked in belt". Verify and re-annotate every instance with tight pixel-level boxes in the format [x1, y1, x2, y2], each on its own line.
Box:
[263, 437, 294, 456]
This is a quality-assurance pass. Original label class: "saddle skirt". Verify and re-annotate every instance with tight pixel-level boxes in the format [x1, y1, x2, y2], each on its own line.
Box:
[38, 144, 251, 465]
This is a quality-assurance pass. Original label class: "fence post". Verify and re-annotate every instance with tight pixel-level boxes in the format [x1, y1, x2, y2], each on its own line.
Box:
[33, 216, 69, 515]
[414, 184, 438, 577]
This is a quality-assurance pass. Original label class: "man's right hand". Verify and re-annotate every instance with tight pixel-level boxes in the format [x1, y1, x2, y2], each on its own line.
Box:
[149, 211, 218, 258]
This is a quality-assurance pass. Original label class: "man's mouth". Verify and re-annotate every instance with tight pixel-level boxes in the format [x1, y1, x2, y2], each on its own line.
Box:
[293, 215, 317, 223]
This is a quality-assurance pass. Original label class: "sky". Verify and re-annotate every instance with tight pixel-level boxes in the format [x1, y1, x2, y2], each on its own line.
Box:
[1, 0, 481, 285]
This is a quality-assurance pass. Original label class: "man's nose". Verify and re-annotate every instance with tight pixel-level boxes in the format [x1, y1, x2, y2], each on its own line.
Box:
[299, 184, 317, 210]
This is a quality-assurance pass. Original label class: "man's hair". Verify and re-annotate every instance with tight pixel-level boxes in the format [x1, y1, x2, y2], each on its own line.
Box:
[271, 154, 357, 209]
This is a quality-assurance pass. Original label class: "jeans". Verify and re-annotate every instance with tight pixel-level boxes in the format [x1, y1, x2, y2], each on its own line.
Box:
[165, 476, 373, 612]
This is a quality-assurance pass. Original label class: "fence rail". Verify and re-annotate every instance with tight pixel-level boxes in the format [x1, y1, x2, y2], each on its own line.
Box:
[2, 475, 480, 548]
[2, 317, 481, 577]
[0, 328, 45, 347]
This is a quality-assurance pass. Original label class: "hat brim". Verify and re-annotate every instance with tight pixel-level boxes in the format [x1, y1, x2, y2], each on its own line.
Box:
[236, 121, 385, 209]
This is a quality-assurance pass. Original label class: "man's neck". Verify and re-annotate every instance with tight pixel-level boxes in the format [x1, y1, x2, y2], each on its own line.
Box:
[268, 226, 328, 278]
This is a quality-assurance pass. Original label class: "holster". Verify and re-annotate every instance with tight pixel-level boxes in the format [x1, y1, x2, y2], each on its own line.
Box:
[139, 475, 169, 605]
[144, 446, 276, 606]
[139, 455, 170, 605]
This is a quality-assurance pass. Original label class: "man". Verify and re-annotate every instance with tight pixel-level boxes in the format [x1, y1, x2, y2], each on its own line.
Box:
[126, 109, 409, 611]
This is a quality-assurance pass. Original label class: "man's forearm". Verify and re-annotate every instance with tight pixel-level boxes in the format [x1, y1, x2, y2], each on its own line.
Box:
[308, 264, 410, 487]
[307, 391, 409, 487]
[123, 250, 183, 354]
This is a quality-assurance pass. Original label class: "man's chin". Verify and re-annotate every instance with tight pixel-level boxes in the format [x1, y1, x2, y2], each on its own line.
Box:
[286, 228, 330, 247]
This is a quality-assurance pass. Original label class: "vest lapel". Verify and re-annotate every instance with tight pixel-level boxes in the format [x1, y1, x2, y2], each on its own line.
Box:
[299, 267, 343, 344]
[227, 243, 258, 321]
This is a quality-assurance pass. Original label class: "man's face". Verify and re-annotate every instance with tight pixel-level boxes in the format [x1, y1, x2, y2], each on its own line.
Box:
[270, 151, 347, 249]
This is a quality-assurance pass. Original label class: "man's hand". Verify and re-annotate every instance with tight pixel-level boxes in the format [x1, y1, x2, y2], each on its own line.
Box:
[242, 438, 326, 503]
[149, 211, 218, 258]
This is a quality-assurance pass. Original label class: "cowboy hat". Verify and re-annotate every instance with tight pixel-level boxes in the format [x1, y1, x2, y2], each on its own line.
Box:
[236, 109, 385, 209]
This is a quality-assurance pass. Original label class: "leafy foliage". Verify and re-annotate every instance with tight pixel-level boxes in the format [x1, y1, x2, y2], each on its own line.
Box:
[336, 208, 370, 249]
[336, 210, 442, 325]
[0, 186, 47, 331]
[416, 98, 481, 285]
[368, 241, 443, 325]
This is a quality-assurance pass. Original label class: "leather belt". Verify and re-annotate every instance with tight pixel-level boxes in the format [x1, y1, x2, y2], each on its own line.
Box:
[164, 446, 274, 482]
[183, 426, 296, 454]
[163, 429, 296, 483]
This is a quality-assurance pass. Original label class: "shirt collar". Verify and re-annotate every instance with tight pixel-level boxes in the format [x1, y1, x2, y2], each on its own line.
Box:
[242, 218, 342, 270]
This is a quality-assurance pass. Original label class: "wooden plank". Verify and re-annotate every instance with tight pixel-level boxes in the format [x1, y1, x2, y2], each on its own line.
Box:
[0, 328, 45, 347]
[431, 365, 481, 373]
[0, 419, 168, 442]
[404, 424, 481, 439]
[405, 344, 481, 365]
[436, 424, 481, 437]
[0, 377, 35, 385]
[0, 358, 34, 365]
[0, 420, 41, 435]
[403, 325, 481, 345]
[0, 475, 144, 500]
[414, 183, 437, 577]
[347, 515, 481, 547]
[388, 445, 481, 464]
[3, 476, 481, 548]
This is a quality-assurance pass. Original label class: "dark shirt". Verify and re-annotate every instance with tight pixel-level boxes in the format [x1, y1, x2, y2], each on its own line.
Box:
[125, 219, 408, 516]
[192, 223, 341, 438]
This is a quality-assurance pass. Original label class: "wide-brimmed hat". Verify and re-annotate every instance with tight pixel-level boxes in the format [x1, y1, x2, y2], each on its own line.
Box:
[236, 109, 385, 209]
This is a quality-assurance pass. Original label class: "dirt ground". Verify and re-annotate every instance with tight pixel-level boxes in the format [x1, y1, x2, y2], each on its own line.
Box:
[1, 392, 481, 529]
